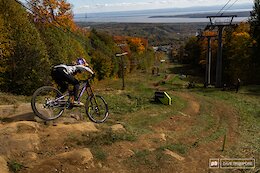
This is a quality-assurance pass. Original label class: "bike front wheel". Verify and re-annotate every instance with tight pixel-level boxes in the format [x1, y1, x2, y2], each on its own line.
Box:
[86, 95, 109, 123]
[31, 86, 66, 121]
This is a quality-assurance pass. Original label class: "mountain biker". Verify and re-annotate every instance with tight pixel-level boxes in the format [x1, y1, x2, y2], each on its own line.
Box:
[51, 57, 94, 106]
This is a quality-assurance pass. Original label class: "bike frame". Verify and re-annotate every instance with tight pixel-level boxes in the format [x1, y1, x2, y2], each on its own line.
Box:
[54, 78, 98, 108]
[65, 79, 97, 104]
[78, 80, 93, 102]
[81, 80, 99, 107]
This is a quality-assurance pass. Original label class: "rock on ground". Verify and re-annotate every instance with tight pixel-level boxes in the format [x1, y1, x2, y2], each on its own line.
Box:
[28, 148, 94, 173]
[111, 124, 126, 132]
[0, 121, 40, 158]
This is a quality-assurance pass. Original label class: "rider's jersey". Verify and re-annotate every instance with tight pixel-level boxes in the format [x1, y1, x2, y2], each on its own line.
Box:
[54, 64, 94, 75]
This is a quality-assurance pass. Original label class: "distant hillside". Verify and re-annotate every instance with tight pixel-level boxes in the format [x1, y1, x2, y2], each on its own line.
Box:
[150, 11, 251, 18]
[77, 22, 207, 46]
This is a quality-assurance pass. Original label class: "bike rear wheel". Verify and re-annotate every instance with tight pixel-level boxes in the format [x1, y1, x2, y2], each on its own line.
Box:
[86, 95, 109, 123]
[31, 86, 66, 120]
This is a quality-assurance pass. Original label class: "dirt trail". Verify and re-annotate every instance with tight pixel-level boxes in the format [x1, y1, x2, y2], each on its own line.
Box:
[0, 91, 240, 173]
[89, 91, 239, 173]
[153, 92, 200, 133]
[156, 91, 239, 173]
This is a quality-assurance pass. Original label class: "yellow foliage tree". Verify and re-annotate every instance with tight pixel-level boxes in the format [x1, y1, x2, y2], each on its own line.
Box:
[225, 22, 254, 82]
[0, 14, 14, 74]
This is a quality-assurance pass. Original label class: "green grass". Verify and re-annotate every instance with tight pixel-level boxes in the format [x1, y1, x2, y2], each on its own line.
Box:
[7, 160, 25, 173]
[163, 74, 189, 90]
[108, 92, 186, 136]
[204, 127, 227, 143]
[95, 74, 156, 116]
[194, 86, 260, 129]
[95, 71, 186, 132]
[194, 86, 260, 160]
[101, 91, 153, 115]
[125, 148, 174, 171]
[165, 92, 226, 147]
[91, 146, 108, 161]
[133, 149, 151, 160]
[125, 150, 161, 171]
[190, 97, 227, 143]
[79, 129, 137, 147]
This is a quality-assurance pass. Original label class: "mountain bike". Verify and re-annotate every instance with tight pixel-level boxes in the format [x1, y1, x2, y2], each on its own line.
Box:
[31, 77, 109, 123]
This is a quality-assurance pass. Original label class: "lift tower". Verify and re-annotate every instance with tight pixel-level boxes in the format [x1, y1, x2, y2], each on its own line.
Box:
[206, 15, 237, 88]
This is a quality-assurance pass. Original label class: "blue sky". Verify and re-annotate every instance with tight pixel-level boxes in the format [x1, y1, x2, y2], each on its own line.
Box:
[67, 0, 253, 13]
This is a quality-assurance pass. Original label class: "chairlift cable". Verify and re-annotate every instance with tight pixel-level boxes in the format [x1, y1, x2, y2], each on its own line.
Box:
[216, 0, 233, 16]
[224, 0, 240, 12]
[13, 0, 34, 14]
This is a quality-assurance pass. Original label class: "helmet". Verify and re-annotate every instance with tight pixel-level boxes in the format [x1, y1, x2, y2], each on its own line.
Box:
[76, 57, 88, 66]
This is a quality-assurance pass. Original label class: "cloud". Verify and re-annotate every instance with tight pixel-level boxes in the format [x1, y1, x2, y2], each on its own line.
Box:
[75, 1, 156, 12]
[78, 5, 90, 9]
[93, 2, 154, 8]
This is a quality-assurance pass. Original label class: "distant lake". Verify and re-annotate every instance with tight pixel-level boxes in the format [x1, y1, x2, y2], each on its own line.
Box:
[74, 8, 251, 23]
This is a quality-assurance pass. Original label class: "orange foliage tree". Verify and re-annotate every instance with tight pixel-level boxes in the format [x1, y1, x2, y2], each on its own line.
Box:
[29, 0, 76, 30]
[127, 37, 146, 54]
[113, 35, 152, 72]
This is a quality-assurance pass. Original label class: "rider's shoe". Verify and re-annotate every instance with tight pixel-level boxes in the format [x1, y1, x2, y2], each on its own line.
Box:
[73, 101, 84, 107]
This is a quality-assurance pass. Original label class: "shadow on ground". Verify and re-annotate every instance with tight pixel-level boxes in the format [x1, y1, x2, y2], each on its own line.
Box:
[1, 113, 35, 122]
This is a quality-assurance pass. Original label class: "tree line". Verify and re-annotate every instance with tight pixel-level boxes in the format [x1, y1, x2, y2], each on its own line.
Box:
[0, 0, 155, 95]
[176, 0, 260, 85]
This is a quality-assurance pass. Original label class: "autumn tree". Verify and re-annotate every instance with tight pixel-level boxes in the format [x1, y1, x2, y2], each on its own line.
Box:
[0, 0, 50, 94]
[128, 37, 146, 54]
[29, 0, 76, 30]
[224, 23, 254, 83]
[38, 26, 88, 65]
[182, 36, 201, 65]
[139, 48, 155, 72]
[91, 50, 114, 80]
[249, 0, 260, 83]
[0, 14, 13, 79]
[126, 37, 148, 72]
[89, 29, 118, 80]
